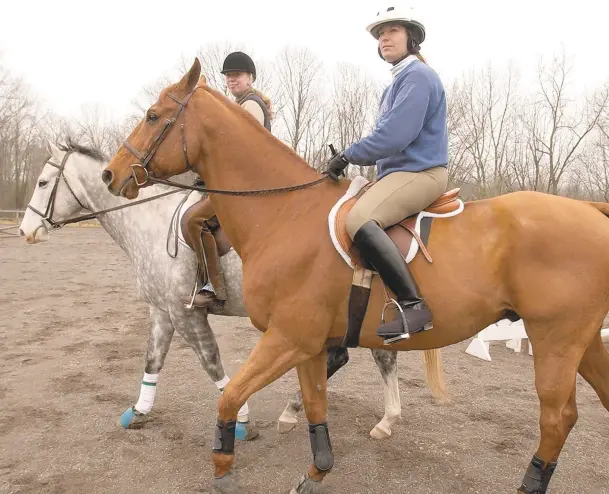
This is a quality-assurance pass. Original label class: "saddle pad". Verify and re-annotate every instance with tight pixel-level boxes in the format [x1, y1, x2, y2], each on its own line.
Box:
[328, 176, 464, 269]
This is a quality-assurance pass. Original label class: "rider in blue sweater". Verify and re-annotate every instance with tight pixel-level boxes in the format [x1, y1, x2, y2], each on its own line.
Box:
[328, 6, 449, 342]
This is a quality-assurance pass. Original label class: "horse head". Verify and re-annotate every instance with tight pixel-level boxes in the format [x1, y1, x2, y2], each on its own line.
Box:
[20, 139, 101, 243]
[102, 58, 204, 199]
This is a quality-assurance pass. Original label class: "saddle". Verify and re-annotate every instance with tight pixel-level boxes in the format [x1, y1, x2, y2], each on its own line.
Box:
[327, 176, 465, 347]
[333, 185, 462, 267]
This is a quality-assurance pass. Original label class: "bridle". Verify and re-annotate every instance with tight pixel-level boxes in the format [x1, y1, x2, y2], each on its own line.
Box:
[119, 85, 332, 196]
[122, 86, 199, 187]
[27, 149, 87, 230]
[27, 149, 184, 232]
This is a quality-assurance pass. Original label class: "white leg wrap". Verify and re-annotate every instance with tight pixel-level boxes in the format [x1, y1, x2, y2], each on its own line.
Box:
[237, 402, 249, 422]
[134, 373, 158, 414]
[215, 375, 231, 390]
[215, 376, 250, 422]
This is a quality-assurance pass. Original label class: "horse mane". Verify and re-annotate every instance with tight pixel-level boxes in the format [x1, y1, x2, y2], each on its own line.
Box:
[58, 136, 108, 163]
[202, 85, 321, 176]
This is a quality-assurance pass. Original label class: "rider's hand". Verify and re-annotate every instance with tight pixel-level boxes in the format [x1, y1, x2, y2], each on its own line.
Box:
[327, 152, 349, 181]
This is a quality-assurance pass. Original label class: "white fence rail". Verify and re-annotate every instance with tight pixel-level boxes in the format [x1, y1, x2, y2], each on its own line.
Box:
[0, 210, 99, 227]
[0, 209, 25, 222]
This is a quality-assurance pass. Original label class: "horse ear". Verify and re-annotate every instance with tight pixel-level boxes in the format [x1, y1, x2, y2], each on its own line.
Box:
[47, 140, 61, 157]
[178, 58, 201, 93]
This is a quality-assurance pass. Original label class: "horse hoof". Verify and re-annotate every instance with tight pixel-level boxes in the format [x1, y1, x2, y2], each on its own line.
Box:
[277, 409, 298, 434]
[235, 420, 259, 441]
[119, 407, 151, 429]
[291, 475, 326, 494]
[370, 424, 391, 440]
[277, 419, 297, 434]
[211, 472, 242, 494]
[277, 408, 298, 434]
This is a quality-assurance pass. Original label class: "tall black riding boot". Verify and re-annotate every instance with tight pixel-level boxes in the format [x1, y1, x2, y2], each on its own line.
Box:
[352, 220, 433, 342]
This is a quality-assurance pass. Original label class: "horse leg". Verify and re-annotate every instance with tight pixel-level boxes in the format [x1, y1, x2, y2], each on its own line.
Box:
[369, 349, 400, 439]
[277, 346, 349, 434]
[119, 306, 174, 429]
[578, 331, 609, 413]
[211, 329, 312, 493]
[291, 349, 332, 494]
[368, 348, 449, 440]
[518, 326, 589, 494]
[170, 308, 258, 441]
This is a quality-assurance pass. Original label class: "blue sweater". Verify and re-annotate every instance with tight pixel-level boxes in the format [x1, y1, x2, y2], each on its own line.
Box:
[344, 60, 448, 179]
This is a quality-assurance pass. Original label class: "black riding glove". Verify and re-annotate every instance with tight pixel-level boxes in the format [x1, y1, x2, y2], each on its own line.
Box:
[327, 153, 350, 181]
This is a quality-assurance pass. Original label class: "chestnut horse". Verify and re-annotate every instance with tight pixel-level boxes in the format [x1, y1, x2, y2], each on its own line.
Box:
[102, 59, 609, 494]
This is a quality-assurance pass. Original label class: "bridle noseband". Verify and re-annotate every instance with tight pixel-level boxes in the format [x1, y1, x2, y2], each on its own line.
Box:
[28, 149, 87, 230]
[122, 86, 199, 187]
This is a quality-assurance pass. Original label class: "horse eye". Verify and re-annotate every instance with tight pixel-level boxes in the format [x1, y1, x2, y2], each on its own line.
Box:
[38, 180, 48, 188]
[147, 112, 158, 122]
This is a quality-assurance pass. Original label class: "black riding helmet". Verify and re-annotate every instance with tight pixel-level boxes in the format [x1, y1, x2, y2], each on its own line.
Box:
[221, 52, 257, 82]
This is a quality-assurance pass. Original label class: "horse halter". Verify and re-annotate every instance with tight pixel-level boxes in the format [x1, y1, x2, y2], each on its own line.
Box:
[27, 149, 87, 230]
[122, 86, 199, 187]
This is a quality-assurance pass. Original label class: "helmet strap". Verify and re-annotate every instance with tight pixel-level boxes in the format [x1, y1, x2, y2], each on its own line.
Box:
[390, 54, 408, 66]
[406, 30, 421, 54]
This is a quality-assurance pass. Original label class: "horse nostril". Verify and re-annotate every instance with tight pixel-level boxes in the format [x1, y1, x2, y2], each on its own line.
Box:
[101, 169, 114, 186]
[18, 229, 24, 237]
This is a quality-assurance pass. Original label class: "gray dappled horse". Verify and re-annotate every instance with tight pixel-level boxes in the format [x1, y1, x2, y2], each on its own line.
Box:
[19, 140, 429, 440]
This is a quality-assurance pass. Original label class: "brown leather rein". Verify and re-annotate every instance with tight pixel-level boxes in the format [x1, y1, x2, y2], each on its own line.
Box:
[121, 86, 331, 196]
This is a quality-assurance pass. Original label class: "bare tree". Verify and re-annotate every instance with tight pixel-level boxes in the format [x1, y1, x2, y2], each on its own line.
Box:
[329, 63, 381, 180]
[300, 103, 335, 169]
[445, 81, 476, 189]
[63, 104, 124, 155]
[530, 52, 609, 194]
[579, 112, 609, 201]
[0, 62, 48, 209]
[450, 64, 519, 197]
[274, 47, 325, 154]
[6, 40, 609, 209]
[130, 73, 175, 116]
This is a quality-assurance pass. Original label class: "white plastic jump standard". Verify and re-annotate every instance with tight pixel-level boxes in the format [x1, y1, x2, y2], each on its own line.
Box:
[467, 322, 609, 362]
[466, 320, 531, 362]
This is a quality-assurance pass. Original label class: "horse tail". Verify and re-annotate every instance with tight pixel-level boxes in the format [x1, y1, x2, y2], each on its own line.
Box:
[586, 201, 609, 217]
[423, 349, 451, 405]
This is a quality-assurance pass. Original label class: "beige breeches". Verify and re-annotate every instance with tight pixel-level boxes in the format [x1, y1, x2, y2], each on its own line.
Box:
[346, 166, 448, 239]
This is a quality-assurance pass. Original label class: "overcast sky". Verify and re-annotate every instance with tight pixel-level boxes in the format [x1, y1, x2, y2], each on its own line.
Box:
[1, 0, 607, 120]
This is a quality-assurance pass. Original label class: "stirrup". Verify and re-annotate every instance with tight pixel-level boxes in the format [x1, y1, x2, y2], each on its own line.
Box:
[184, 279, 201, 310]
[381, 298, 410, 342]
[380, 299, 433, 345]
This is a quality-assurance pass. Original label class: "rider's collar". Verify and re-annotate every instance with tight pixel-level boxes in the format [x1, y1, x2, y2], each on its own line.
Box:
[390, 54, 419, 78]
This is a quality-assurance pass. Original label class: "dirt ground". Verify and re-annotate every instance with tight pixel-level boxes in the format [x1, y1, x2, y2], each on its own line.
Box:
[1, 227, 608, 494]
